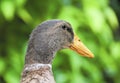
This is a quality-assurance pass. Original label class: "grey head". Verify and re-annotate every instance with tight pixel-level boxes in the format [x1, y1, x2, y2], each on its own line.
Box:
[25, 20, 74, 64]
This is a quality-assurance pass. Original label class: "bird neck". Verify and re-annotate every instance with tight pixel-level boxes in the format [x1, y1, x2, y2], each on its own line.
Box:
[24, 63, 52, 71]
[21, 63, 55, 83]
[25, 44, 56, 64]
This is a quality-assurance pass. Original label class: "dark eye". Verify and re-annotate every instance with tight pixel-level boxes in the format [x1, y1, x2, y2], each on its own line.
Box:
[67, 27, 73, 35]
[61, 25, 74, 39]
[62, 25, 66, 30]
[62, 25, 73, 34]
[66, 28, 72, 33]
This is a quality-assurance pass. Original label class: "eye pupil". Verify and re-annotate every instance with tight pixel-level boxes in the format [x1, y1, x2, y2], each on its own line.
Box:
[67, 28, 72, 34]
[67, 28, 70, 32]
[62, 25, 66, 30]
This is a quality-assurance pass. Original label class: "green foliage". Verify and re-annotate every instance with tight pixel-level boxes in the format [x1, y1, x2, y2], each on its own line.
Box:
[0, 0, 120, 83]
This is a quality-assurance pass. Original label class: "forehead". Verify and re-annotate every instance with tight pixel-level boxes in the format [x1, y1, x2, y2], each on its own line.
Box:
[35, 20, 72, 34]
[55, 23, 71, 29]
[58, 21, 71, 27]
[42, 20, 71, 28]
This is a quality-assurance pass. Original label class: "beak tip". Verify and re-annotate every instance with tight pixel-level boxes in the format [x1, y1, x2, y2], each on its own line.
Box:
[70, 35, 94, 59]
[88, 54, 94, 58]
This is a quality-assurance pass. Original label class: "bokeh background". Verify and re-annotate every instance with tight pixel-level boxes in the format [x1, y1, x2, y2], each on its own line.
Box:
[0, 0, 120, 83]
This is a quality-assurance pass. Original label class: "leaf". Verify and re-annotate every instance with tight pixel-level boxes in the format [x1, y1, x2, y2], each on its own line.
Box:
[104, 7, 119, 29]
[1, 0, 15, 20]
[84, 7, 105, 33]
[0, 58, 6, 75]
[17, 8, 32, 24]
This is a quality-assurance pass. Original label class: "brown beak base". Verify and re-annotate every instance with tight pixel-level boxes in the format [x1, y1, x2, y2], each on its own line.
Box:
[69, 35, 94, 58]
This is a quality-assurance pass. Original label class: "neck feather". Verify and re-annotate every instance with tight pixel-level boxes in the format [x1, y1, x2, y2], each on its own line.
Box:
[25, 44, 56, 64]
[24, 63, 52, 71]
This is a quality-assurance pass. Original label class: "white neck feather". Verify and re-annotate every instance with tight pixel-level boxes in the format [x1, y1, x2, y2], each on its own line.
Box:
[24, 63, 52, 71]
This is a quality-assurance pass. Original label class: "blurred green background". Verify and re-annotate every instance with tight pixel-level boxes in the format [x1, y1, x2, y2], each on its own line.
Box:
[0, 0, 120, 83]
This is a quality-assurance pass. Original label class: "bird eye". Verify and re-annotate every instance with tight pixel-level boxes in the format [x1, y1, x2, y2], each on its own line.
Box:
[61, 25, 73, 38]
[61, 25, 73, 35]
[67, 28, 72, 33]
[62, 25, 66, 30]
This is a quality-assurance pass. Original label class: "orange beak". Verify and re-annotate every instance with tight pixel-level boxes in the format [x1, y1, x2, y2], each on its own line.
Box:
[69, 35, 94, 58]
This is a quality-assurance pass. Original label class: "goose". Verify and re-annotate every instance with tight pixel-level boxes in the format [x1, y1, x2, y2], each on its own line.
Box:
[20, 20, 94, 83]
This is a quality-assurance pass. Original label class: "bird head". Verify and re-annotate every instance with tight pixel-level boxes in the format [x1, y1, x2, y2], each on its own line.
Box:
[26, 20, 94, 64]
